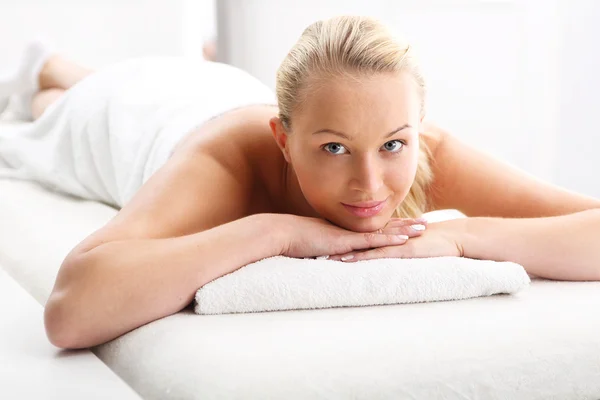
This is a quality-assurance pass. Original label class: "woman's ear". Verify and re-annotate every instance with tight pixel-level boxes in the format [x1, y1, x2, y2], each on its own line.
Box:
[269, 117, 292, 163]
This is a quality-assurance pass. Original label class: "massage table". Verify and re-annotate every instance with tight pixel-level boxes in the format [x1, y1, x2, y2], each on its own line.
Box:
[0, 268, 141, 399]
[1, 118, 600, 399]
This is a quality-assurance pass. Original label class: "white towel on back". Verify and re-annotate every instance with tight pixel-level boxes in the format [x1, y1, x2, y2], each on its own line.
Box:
[194, 256, 531, 315]
[0, 57, 275, 208]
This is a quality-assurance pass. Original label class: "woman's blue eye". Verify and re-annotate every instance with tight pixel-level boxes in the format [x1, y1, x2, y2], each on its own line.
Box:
[324, 143, 347, 155]
[381, 140, 404, 153]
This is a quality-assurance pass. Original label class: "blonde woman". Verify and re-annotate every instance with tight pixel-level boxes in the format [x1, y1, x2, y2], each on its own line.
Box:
[1, 17, 598, 350]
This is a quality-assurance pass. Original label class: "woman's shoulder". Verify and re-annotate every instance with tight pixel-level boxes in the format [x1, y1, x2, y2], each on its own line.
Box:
[179, 105, 282, 172]
[175, 105, 285, 208]
[419, 120, 447, 156]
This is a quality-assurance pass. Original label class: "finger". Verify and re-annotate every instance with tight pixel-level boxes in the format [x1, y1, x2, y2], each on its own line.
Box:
[380, 223, 426, 237]
[380, 225, 425, 237]
[348, 232, 409, 251]
[386, 217, 428, 227]
[333, 245, 408, 262]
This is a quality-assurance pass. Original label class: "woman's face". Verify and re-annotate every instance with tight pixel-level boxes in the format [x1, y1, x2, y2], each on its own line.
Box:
[277, 72, 422, 232]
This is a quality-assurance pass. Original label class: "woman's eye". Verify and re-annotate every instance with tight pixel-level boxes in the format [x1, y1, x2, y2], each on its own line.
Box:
[323, 143, 348, 155]
[381, 140, 404, 153]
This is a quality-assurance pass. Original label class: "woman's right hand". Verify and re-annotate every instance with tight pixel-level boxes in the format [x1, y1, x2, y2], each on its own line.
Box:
[272, 214, 425, 259]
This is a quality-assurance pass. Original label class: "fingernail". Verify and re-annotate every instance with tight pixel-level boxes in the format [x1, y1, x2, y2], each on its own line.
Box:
[396, 235, 409, 240]
[341, 255, 355, 261]
[415, 218, 428, 223]
[316, 255, 329, 260]
[411, 224, 426, 231]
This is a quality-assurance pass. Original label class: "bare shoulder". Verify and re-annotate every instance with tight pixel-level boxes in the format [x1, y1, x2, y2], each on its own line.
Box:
[420, 121, 600, 217]
[68, 107, 278, 258]
[419, 120, 446, 156]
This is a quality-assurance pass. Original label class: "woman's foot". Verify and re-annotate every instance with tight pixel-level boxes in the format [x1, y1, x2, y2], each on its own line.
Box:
[0, 40, 52, 120]
[202, 38, 217, 61]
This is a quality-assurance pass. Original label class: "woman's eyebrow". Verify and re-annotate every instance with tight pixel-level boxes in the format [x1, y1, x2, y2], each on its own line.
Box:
[384, 124, 412, 138]
[311, 129, 353, 140]
[312, 124, 412, 140]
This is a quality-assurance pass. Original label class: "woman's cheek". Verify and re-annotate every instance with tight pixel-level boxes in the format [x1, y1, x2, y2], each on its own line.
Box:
[385, 157, 417, 193]
[305, 167, 341, 203]
[309, 170, 338, 198]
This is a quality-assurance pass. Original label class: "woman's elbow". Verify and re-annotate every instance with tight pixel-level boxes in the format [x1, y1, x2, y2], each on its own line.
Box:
[44, 292, 87, 349]
[44, 256, 97, 349]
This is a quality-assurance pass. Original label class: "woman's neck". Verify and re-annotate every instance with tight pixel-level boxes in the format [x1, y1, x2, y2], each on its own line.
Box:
[281, 161, 321, 218]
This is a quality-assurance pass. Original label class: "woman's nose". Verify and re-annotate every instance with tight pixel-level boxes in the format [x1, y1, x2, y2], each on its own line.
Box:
[350, 157, 384, 194]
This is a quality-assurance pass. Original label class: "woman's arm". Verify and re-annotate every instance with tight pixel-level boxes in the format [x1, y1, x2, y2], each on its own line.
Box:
[459, 208, 600, 281]
[44, 139, 262, 349]
[44, 214, 280, 350]
[45, 211, 411, 350]
[421, 122, 600, 217]
[45, 112, 306, 349]
[329, 209, 600, 281]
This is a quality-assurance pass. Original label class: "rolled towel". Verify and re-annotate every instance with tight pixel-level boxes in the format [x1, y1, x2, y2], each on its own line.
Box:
[194, 256, 531, 315]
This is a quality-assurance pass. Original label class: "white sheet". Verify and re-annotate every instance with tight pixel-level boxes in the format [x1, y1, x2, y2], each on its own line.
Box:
[0, 268, 142, 400]
[1, 177, 600, 399]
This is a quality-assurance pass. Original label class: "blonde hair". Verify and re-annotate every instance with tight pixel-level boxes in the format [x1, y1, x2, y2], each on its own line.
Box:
[275, 15, 433, 218]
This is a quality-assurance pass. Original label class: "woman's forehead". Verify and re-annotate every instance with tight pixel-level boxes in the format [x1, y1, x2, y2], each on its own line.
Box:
[293, 73, 421, 130]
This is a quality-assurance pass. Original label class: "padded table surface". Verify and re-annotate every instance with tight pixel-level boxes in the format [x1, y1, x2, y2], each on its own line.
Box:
[1, 166, 599, 399]
[0, 268, 141, 399]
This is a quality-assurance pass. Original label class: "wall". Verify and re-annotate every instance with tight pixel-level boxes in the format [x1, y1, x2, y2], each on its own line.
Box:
[0, 0, 215, 68]
[555, 0, 600, 197]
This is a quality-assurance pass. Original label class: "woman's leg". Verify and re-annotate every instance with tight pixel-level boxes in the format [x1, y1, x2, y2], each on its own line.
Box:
[31, 55, 94, 120]
[38, 55, 94, 91]
[31, 88, 64, 120]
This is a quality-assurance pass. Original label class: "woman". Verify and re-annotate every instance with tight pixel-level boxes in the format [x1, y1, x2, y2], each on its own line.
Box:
[1, 17, 598, 350]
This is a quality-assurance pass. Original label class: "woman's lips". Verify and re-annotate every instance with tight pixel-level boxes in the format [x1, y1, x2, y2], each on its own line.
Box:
[342, 199, 386, 218]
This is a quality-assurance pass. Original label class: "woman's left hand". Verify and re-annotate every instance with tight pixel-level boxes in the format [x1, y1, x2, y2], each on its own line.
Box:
[328, 219, 465, 262]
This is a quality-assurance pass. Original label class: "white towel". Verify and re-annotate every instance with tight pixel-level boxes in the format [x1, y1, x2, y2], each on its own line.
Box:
[194, 256, 531, 315]
[0, 57, 275, 208]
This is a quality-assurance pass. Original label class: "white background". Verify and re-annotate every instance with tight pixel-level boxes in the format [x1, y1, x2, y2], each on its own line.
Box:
[1, 0, 598, 197]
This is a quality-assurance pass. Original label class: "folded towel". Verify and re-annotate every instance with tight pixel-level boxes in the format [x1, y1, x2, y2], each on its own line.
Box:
[194, 256, 531, 315]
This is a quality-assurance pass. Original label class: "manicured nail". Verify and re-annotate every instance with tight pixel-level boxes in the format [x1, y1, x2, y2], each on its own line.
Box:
[411, 224, 426, 231]
[316, 255, 329, 260]
[341, 255, 355, 261]
[396, 234, 409, 240]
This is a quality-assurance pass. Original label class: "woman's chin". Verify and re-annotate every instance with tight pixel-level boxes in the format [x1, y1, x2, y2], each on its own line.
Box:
[329, 215, 389, 233]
